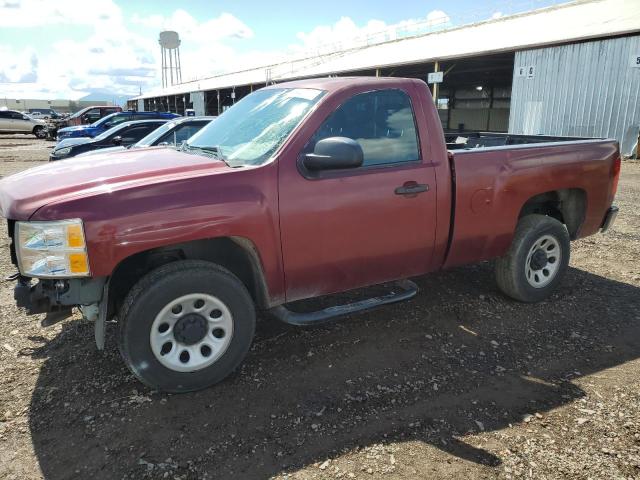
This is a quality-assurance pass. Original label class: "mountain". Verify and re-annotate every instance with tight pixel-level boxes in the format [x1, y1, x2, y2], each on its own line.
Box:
[79, 90, 132, 107]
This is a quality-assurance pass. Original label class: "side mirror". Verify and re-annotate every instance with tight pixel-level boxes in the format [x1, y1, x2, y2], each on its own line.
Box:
[112, 136, 122, 145]
[302, 137, 363, 171]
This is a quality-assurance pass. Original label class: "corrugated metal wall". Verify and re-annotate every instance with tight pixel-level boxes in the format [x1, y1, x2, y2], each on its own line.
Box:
[509, 35, 640, 144]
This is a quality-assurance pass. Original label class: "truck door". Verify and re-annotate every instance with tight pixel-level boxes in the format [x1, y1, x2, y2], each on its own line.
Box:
[278, 87, 437, 302]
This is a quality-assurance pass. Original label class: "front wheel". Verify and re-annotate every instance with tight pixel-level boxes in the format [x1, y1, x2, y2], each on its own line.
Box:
[118, 260, 256, 393]
[33, 126, 47, 139]
[495, 214, 570, 302]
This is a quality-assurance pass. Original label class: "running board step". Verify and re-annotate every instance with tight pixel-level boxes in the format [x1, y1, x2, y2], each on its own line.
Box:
[269, 279, 418, 326]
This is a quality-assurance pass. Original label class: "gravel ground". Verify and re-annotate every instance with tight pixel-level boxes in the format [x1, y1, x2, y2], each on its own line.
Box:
[0, 134, 638, 480]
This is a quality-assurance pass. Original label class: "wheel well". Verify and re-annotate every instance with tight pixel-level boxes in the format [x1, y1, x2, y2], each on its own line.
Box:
[107, 237, 270, 320]
[518, 189, 586, 239]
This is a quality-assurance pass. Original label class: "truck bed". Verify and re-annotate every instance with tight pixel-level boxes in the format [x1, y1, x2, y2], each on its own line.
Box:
[445, 131, 590, 150]
[444, 137, 620, 269]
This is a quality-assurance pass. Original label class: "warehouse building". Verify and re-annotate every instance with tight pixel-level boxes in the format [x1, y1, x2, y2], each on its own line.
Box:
[129, 0, 640, 151]
[1, 98, 117, 114]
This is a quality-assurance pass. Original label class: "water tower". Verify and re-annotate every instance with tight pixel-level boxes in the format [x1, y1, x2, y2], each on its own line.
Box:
[159, 31, 182, 87]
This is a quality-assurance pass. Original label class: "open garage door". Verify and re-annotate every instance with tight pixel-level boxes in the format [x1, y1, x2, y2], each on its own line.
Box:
[380, 52, 514, 133]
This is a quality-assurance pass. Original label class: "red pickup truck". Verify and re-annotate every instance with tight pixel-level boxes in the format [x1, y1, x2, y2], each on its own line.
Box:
[0, 77, 620, 392]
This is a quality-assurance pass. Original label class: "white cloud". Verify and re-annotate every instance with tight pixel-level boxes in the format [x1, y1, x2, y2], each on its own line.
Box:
[0, 2, 454, 101]
[0, 0, 121, 27]
[0, 1, 265, 99]
[130, 9, 269, 82]
[294, 17, 388, 53]
[291, 9, 452, 55]
[491, 11, 504, 19]
[132, 10, 254, 43]
[0, 46, 38, 83]
[426, 9, 450, 26]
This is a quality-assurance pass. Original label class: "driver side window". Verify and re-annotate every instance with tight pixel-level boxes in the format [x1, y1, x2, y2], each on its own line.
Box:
[119, 124, 158, 144]
[306, 89, 420, 167]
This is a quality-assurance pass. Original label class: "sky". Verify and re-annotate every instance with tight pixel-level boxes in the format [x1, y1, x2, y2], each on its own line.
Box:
[0, 0, 563, 101]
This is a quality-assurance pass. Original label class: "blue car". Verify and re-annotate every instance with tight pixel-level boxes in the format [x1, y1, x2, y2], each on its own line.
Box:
[56, 111, 179, 142]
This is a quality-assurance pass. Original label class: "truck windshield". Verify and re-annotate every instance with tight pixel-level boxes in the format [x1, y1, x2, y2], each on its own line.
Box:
[186, 88, 325, 167]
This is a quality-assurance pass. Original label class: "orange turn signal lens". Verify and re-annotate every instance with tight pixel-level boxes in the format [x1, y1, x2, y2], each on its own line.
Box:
[67, 224, 85, 248]
[68, 253, 89, 274]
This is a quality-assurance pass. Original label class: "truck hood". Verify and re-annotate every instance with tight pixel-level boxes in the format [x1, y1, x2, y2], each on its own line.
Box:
[0, 147, 232, 220]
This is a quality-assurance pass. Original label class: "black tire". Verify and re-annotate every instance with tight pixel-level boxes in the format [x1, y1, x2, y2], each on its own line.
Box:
[118, 260, 255, 393]
[33, 126, 47, 139]
[495, 214, 570, 303]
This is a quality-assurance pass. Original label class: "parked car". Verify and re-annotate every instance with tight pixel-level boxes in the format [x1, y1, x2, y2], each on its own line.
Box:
[56, 110, 180, 142]
[75, 116, 216, 157]
[26, 111, 45, 119]
[49, 119, 168, 160]
[0, 110, 48, 138]
[0, 77, 620, 393]
[27, 108, 63, 119]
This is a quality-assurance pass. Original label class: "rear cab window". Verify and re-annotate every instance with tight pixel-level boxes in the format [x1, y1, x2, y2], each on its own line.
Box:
[102, 107, 120, 116]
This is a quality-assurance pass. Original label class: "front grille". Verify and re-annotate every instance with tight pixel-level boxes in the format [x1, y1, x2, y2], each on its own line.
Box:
[7, 220, 17, 267]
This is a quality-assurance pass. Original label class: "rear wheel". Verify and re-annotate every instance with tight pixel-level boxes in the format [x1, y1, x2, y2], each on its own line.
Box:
[495, 214, 570, 302]
[118, 260, 256, 393]
[33, 126, 47, 139]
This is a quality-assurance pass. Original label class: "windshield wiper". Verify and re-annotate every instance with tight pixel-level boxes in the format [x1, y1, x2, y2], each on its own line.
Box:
[180, 143, 229, 164]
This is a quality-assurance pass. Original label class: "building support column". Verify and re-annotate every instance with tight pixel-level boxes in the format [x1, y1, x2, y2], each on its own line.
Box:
[432, 61, 439, 104]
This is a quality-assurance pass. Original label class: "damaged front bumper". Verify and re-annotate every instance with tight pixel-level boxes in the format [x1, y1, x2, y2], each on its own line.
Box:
[11, 275, 110, 348]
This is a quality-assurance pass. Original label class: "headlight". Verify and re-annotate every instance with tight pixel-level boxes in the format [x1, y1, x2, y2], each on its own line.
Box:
[55, 146, 72, 156]
[15, 219, 90, 278]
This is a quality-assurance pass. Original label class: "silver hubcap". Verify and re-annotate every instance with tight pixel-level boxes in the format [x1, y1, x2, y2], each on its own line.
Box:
[525, 235, 561, 288]
[150, 293, 233, 372]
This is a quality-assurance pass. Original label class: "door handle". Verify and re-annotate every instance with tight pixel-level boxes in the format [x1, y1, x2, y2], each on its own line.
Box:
[395, 182, 429, 196]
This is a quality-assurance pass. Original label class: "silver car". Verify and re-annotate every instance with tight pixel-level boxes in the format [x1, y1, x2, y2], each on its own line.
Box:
[0, 110, 48, 138]
[75, 116, 216, 157]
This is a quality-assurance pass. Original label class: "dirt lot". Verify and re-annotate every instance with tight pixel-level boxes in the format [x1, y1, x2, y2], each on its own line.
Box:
[0, 134, 638, 480]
